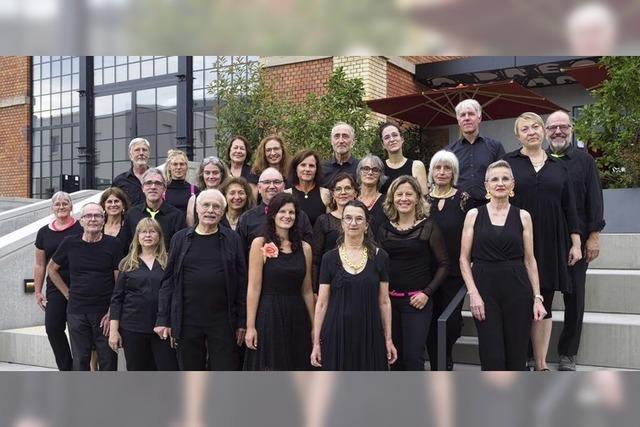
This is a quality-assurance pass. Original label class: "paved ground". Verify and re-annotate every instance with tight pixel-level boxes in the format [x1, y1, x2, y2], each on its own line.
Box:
[0, 361, 55, 371]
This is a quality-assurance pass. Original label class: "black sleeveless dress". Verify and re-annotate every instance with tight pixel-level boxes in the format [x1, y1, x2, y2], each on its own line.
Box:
[380, 158, 414, 194]
[292, 185, 326, 226]
[244, 245, 312, 370]
[471, 205, 533, 371]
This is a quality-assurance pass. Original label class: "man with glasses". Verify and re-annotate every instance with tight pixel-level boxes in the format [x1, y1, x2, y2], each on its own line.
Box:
[48, 202, 124, 370]
[446, 99, 505, 206]
[322, 122, 360, 187]
[155, 189, 247, 370]
[237, 167, 313, 257]
[113, 137, 151, 206]
[545, 110, 605, 371]
[122, 168, 186, 251]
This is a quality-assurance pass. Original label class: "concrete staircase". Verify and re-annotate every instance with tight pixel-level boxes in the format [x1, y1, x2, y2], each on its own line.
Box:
[451, 234, 640, 370]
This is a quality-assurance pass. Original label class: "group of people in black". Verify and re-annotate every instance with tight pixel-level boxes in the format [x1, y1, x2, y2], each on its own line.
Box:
[33, 99, 605, 371]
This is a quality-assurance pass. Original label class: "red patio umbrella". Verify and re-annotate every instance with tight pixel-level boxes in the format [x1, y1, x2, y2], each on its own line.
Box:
[563, 63, 608, 91]
[367, 80, 563, 127]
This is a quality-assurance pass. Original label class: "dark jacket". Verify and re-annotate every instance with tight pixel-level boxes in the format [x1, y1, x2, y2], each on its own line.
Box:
[155, 225, 247, 339]
[122, 201, 186, 251]
[113, 166, 145, 206]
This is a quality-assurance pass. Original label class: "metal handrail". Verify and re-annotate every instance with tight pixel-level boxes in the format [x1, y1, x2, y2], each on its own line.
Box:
[436, 285, 467, 371]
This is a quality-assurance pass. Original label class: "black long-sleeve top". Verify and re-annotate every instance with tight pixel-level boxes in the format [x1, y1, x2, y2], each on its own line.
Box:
[164, 179, 198, 218]
[376, 218, 450, 296]
[110, 259, 164, 334]
[112, 166, 145, 206]
[547, 145, 606, 237]
[311, 213, 342, 292]
[122, 201, 186, 251]
[155, 225, 247, 339]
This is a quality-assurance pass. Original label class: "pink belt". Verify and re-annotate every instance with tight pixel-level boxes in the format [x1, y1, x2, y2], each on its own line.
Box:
[389, 290, 422, 298]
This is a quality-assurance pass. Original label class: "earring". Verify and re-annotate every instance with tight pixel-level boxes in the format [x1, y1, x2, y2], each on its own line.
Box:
[485, 192, 491, 200]
[509, 190, 515, 198]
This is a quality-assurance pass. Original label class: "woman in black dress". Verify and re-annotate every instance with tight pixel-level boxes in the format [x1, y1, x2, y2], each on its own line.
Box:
[186, 156, 229, 226]
[503, 112, 581, 371]
[244, 192, 315, 370]
[312, 200, 398, 370]
[377, 175, 449, 370]
[312, 172, 358, 294]
[378, 122, 428, 195]
[100, 186, 130, 242]
[425, 150, 472, 370]
[227, 135, 258, 198]
[460, 160, 547, 370]
[108, 218, 178, 370]
[356, 154, 388, 233]
[33, 191, 83, 370]
[164, 149, 198, 218]
[285, 149, 330, 226]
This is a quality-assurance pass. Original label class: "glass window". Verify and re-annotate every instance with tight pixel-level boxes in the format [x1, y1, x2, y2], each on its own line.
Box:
[136, 88, 155, 107]
[154, 57, 167, 76]
[157, 109, 176, 134]
[95, 117, 113, 140]
[167, 56, 178, 74]
[136, 111, 156, 135]
[95, 95, 112, 117]
[113, 92, 131, 114]
[141, 60, 154, 78]
[113, 138, 129, 161]
[157, 86, 176, 109]
[116, 64, 128, 82]
[113, 115, 130, 139]
[96, 140, 113, 163]
[103, 67, 115, 84]
[128, 62, 140, 80]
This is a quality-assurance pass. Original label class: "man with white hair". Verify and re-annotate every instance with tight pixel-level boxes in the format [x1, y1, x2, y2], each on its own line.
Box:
[321, 122, 360, 187]
[155, 189, 247, 370]
[48, 202, 124, 371]
[446, 99, 505, 206]
[545, 110, 605, 371]
[113, 137, 151, 206]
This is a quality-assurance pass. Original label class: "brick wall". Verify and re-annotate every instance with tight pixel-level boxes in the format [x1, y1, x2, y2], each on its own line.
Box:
[263, 57, 333, 104]
[333, 56, 387, 101]
[0, 56, 31, 197]
[386, 62, 427, 98]
[401, 56, 467, 64]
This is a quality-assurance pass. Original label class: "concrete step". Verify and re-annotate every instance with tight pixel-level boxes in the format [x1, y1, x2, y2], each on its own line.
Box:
[590, 234, 640, 270]
[454, 310, 640, 369]
[0, 325, 127, 370]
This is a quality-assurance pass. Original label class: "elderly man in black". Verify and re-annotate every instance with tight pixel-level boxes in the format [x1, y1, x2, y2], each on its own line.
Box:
[237, 167, 313, 256]
[113, 137, 151, 206]
[446, 99, 505, 206]
[154, 189, 247, 370]
[545, 110, 605, 371]
[321, 122, 360, 187]
[47, 202, 124, 371]
[122, 168, 186, 251]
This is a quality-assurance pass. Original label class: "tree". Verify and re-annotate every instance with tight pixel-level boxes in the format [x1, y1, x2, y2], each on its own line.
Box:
[212, 64, 378, 162]
[574, 57, 640, 188]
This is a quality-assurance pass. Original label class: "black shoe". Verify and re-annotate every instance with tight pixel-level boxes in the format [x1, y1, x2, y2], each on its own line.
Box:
[558, 355, 576, 371]
[526, 358, 535, 371]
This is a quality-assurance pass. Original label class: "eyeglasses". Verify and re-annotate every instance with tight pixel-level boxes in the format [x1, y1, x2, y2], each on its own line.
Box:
[333, 186, 354, 194]
[545, 124, 572, 132]
[360, 166, 381, 175]
[258, 179, 284, 186]
[81, 213, 104, 220]
[343, 216, 366, 224]
[143, 180, 165, 187]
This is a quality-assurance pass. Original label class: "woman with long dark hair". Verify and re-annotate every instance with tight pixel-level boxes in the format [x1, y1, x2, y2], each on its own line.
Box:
[377, 175, 449, 370]
[219, 177, 256, 231]
[100, 186, 130, 242]
[312, 200, 397, 370]
[285, 149, 331, 226]
[109, 218, 178, 370]
[244, 192, 315, 370]
[378, 122, 428, 195]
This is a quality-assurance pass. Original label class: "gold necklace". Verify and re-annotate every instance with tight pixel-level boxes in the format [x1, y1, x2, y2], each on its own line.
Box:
[430, 187, 455, 199]
[339, 245, 368, 272]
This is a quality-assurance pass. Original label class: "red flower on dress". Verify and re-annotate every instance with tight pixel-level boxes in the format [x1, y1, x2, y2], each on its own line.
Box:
[261, 242, 279, 258]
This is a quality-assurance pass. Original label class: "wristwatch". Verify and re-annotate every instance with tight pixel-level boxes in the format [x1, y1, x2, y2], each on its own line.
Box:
[534, 294, 544, 302]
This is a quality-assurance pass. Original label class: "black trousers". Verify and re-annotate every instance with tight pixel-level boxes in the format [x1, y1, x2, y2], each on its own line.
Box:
[45, 289, 73, 371]
[473, 262, 533, 371]
[427, 276, 464, 371]
[558, 257, 589, 356]
[120, 328, 179, 371]
[67, 312, 117, 371]
[178, 323, 239, 371]
[390, 296, 433, 371]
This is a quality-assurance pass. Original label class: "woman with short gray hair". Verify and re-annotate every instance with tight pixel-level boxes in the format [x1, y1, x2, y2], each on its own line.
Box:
[186, 156, 230, 227]
[33, 191, 83, 370]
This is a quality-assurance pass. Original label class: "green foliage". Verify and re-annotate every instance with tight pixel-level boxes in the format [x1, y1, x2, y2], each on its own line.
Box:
[574, 57, 640, 188]
[212, 65, 378, 163]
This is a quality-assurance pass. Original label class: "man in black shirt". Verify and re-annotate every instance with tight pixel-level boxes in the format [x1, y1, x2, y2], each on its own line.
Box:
[122, 168, 186, 251]
[321, 122, 360, 186]
[446, 99, 505, 205]
[48, 202, 123, 371]
[237, 167, 313, 257]
[112, 137, 151, 206]
[545, 110, 606, 371]
[155, 189, 247, 370]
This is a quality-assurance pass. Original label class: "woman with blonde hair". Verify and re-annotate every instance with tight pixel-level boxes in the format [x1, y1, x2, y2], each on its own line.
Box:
[251, 135, 290, 184]
[376, 175, 449, 370]
[109, 218, 178, 370]
[164, 149, 198, 218]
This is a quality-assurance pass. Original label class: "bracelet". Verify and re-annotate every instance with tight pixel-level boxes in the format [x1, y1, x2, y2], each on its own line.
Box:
[534, 294, 544, 302]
